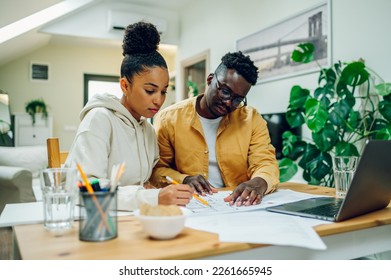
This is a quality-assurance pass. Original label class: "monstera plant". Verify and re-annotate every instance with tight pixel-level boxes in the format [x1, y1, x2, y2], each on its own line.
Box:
[279, 43, 391, 186]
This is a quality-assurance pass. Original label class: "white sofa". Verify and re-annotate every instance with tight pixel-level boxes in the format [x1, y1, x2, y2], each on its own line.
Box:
[0, 146, 48, 214]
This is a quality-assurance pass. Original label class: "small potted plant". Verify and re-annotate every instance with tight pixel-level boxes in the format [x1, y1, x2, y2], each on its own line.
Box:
[186, 80, 199, 98]
[25, 98, 48, 125]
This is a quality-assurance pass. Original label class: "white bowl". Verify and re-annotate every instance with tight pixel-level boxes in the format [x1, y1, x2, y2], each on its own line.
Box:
[134, 207, 189, 240]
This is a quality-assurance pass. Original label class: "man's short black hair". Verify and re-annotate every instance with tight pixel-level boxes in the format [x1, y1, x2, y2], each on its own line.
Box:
[216, 51, 258, 85]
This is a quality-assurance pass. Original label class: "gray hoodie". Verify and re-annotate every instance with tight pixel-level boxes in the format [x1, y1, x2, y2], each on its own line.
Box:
[65, 93, 160, 210]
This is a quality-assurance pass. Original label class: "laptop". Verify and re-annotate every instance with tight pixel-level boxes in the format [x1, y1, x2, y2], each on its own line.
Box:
[267, 140, 391, 222]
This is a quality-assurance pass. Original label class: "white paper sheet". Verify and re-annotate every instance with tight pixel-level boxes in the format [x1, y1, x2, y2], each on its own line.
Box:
[186, 189, 328, 215]
[186, 211, 328, 250]
[184, 189, 331, 250]
[0, 202, 132, 227]
[0, 202, 45, 227]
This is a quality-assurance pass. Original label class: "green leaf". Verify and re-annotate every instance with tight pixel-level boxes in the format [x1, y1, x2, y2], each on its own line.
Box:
[281, 131, 306, 160]
[289, 85, 310, 108]
[329, 100, 353, 128]
[314, 85, 333, 100]
[307, 152, 332, 182]
[304, 98, 328, 133]
[332, 61, 343, 76]
[288, 141, 307, 160]
[375, 83, 391, 97]
[312, 124, 338, 152]
[345, 110, 360, 132]
[291, 43, 314, 63]
[298, 143, 320, 170]
[319, 67, 337, 87]
[344, 90, 356, 107]
[368, 119, 391, 140]
[340, 61, 369, 87]
[374, 124, 391, 139]
[282, 130, 296, 141]
[299, 149, 332, 185]
[314, 85, 332, 110]
[302, 168, 318, 185]
[186, 80, 199, 96]
[278, 158, 298, 182]
[286, 108, 305, 128]
[281, 131, 297, 156]
[379, 100, 391, 122]
[335, 142, 359, 156]
[384, 92, 391, 102]
[370, 118, 389, 131]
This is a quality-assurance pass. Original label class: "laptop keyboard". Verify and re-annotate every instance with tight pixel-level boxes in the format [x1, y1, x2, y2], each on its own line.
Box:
[299, 200, 343, 216]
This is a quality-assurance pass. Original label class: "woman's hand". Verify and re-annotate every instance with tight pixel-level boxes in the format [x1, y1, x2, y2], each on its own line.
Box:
[158, 184, 194, 206]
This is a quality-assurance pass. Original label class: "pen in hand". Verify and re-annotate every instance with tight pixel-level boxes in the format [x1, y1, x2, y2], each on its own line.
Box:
[165, 176, 210, 207]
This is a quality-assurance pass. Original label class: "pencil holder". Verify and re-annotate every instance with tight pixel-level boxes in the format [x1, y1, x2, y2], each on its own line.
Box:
[79, 190, 118, 242]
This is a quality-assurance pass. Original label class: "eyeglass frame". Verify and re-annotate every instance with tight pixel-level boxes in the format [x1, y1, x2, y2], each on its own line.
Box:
[214, 72, 247, 108]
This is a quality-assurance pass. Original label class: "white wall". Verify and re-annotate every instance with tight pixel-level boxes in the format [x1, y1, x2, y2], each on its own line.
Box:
[0, 43, 176, 149]
[0, 43, 121, 149]
[177, 0, 391, 115]
[40, 1, 180, 45]
[1, 0, 391, 150]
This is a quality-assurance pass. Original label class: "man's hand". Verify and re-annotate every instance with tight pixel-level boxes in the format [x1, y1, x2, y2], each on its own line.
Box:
[224, 177, 268, 206]
[183, 175, 218, 195]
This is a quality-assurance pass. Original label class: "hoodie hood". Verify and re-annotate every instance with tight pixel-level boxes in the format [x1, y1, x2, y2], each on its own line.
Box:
[80, 93, 146, 127]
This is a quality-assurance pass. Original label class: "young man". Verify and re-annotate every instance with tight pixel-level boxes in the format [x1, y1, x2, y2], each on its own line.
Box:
[151, 51, 279, 206]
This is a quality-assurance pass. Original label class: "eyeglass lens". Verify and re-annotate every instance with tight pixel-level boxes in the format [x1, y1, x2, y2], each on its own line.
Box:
[215, 74, 246, 108]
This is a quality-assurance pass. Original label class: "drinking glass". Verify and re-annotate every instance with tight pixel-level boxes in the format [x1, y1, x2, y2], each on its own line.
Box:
[332, 156, 359, 198]
[40, 168, 77, 231]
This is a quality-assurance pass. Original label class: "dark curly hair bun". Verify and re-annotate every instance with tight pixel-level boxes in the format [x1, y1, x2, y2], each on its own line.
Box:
[122, 21, 160, 56]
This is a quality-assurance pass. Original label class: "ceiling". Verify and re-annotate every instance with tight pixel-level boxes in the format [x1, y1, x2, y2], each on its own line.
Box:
[0, 0, 191, 66]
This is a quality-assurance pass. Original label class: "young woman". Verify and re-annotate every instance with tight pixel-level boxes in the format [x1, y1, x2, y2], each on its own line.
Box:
[65, 21, 193, 210]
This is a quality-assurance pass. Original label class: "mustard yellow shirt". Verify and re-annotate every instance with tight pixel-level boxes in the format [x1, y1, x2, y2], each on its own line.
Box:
[151, 95, 280, 193]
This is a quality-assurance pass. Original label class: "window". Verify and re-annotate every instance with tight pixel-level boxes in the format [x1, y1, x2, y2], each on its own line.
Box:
[30, 61, 50, 82]
[84, 74, 122, 105]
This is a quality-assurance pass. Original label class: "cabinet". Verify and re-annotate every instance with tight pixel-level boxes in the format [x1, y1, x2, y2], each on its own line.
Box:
[13, 113, 53, 146]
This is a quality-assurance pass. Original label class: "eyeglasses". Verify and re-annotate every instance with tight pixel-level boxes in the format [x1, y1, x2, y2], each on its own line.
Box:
[214, 73, 247, 109]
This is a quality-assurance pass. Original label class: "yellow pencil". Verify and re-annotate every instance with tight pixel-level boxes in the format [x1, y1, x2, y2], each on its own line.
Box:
[116, 162, 126, 182]
[77, 163, 113, 233]
[76, 163, 94, 194]
[165, 176, 210, 207]
[192, 194, 210, 207]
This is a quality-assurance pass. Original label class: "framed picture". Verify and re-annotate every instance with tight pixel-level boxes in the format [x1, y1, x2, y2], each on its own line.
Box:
[236, 0, 331, 84]
[30, 61, 50, 82]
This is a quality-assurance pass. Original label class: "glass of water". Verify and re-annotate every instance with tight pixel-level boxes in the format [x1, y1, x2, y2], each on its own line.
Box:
[332, 156, 359, 198]
[40, 168, 78, 231]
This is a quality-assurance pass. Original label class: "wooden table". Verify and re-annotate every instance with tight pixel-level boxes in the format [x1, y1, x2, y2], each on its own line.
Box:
[13, 183, 391, 260]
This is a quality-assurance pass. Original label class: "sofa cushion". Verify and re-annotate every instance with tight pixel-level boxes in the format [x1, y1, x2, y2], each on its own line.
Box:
[0, 166, 35, 214]
[0, 146, 47, 178]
